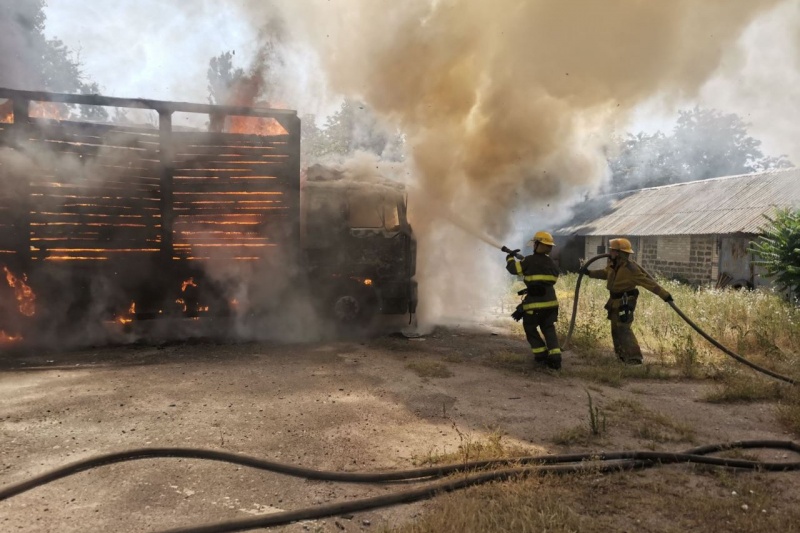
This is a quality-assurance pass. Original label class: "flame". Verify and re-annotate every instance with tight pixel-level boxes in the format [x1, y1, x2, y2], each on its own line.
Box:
[29, 102, 68, 121]
[226, 115, 287, 136]
[0, 99, 12, 123]
[0, 331, 23, 344]
[181, 278, 197, 292]
[4, 267, 36, 317]
[176, 298, 187, 312]
[115, 301, 136, 325]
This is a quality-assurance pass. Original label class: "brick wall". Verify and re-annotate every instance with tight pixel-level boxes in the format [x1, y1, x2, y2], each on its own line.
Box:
[638, 235, 717, 285]
[584, 236, 606, 270]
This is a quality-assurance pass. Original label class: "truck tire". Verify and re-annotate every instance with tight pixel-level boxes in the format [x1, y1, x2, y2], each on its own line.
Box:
[326, 282, 378, 327]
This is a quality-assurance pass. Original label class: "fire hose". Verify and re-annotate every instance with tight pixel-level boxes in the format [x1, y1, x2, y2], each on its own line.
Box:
[2, 252, 798, 532]
[1, 440, 799, 533]
[556, 253, 798, 386]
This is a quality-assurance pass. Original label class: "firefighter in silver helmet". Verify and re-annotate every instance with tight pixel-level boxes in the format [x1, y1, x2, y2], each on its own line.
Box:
[584, 238, 672, 364]
[506, 231, 562, 370]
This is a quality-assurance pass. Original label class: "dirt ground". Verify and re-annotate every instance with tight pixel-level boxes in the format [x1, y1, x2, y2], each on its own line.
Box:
[1, 321, 798, 532]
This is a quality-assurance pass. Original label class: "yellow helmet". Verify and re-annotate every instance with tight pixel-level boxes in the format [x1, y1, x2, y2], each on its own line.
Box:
[609, 238, 634, 253]
[532, 231, 555, 247]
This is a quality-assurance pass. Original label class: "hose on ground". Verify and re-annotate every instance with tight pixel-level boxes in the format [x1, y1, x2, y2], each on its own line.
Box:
[561, 254, 798, 385]
[1, 441, 799, 532]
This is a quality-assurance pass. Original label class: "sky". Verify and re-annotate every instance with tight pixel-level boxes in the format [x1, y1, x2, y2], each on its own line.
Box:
[44, 1, 259, 103]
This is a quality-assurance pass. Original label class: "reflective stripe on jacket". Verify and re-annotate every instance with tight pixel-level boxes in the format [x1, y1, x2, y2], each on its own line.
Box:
[506, 253, 560, 310]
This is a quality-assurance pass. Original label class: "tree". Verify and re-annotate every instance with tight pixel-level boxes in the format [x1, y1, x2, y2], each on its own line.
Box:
[609, 107, 792, 192]
[207, 51, 245, 105]
[750, 208, 800, 301]
[0, 0, 106, 119]
[312, 99, 404, 161]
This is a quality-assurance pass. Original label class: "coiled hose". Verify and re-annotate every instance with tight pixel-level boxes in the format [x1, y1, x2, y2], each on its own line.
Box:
[561, 254, 798, 385]
[1, 440, 799, 533]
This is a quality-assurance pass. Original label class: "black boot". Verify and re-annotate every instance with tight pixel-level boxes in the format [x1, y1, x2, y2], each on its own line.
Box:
[546, 352, 562, 370]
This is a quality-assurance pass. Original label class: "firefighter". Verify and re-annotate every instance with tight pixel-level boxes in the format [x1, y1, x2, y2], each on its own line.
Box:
[583, 238, 672, 364]
[506, 231, 562, 370]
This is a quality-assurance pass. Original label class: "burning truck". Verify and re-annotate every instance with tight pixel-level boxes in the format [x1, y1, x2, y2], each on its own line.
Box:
[0, 88, 417, 345]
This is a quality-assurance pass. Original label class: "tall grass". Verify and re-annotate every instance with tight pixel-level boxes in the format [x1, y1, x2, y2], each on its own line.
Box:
[553, 273, 800, 377]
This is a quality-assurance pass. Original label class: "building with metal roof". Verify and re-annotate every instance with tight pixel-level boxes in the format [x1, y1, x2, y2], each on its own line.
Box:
[555, 167, 800, 288]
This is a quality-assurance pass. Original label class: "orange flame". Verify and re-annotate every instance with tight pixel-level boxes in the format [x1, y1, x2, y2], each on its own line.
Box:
[181, 278, 197, 292]
[0, 99, 12, 123]
[116, 301, 136, 325]
[0, 331, 23, 344]
[29, 102, 69, 120]
[226, 115, 287, 136]
[4, 267, 36, 317]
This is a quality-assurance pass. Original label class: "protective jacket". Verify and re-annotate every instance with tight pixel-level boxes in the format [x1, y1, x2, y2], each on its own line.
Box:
[586, 256, 669, 299]
[506, 253, 560, 312]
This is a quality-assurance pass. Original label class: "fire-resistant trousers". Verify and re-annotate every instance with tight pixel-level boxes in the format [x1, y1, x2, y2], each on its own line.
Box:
[607, 297, 643, 363]
[522, 307, 561, 360]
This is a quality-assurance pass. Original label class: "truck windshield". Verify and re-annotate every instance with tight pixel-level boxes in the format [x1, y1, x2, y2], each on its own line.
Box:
[348, 193, 400, 229]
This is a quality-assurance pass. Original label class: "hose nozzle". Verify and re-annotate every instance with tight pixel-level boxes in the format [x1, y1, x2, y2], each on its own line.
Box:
[501, 246, 524, 260]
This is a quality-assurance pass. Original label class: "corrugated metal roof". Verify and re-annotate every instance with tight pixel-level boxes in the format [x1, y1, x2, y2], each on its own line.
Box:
[558, 167, 800, 236]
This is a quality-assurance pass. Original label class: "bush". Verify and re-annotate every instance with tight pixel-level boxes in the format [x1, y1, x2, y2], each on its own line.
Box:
[751, 208, 800, 300]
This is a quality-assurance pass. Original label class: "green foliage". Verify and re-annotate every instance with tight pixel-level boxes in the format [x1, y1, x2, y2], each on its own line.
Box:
[306, 99, 405, 162]
[750, 208, 800, 300]
[5, 1, 105, 119]
[609, 107, 792, 192]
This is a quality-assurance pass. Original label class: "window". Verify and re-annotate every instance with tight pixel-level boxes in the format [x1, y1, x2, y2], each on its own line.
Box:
[348, 192, 400, 229]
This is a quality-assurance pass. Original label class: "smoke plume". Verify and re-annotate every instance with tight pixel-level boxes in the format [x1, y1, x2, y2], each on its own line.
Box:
[255, 0, 782, 324]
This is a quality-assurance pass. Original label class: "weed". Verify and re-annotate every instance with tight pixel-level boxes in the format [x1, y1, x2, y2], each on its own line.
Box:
[551, 390, 608, 445]
[704, 371, 787, 403]
[606, 398, 695, 443]
[551, 425, 590, 446]
[383, 466, 800, 533]
[413, 425, 530, 466]
[673, 333, 699, 378]
[586, 389, 606, 436]
[406, 360, 453, 378]
[776, 388, 800, 437]
[481, 350, 532, 375]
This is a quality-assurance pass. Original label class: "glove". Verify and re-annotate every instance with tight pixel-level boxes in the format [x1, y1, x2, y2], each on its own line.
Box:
[506, 249, 521, 261]
[511, 309, 524, 321]
[663, 293, 673, 303]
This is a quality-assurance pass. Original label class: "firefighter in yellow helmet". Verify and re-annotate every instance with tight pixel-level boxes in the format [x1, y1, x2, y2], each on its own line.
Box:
[506, 231, 562, 370]
[584, 237, 672, 364]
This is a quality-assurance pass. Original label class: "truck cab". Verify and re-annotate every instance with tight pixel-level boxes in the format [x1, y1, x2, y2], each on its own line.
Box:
[302, 165, 417, 324]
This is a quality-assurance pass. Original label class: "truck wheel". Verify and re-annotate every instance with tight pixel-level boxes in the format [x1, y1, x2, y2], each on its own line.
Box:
[327, 284, 378, 328]
[333, 295, 362, 322]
